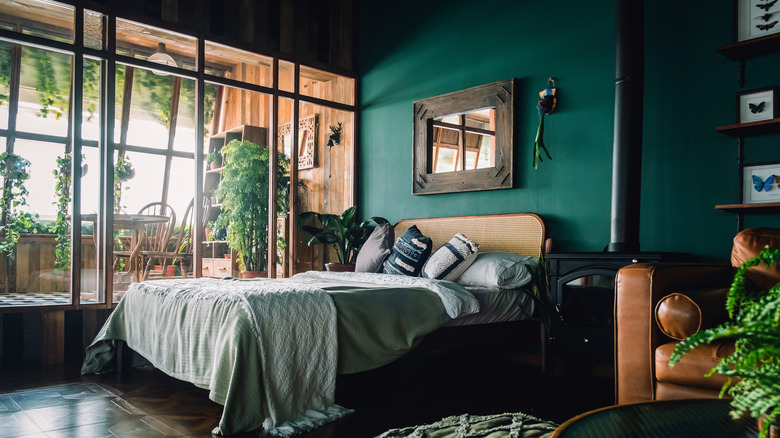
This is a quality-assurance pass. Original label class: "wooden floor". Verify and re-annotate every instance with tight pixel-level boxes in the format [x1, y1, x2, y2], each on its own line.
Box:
[0, 348, 614, 438]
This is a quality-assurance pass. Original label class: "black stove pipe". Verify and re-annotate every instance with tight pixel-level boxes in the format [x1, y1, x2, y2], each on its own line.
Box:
[607, 0, 644, 253]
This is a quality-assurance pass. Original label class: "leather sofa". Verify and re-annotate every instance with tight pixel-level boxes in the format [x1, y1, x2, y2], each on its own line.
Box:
[615, 227, 780, 404]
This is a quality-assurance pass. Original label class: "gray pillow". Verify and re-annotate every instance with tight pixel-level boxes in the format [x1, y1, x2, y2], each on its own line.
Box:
[355, 223, 395, 273]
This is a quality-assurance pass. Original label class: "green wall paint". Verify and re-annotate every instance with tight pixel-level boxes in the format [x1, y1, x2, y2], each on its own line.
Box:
[359, 1, 780, 262]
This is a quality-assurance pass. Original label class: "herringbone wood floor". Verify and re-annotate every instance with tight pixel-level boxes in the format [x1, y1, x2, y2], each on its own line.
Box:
[0, 350, 613, 438]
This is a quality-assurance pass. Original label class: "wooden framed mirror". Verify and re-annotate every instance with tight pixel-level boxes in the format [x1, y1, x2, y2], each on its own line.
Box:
[413, 78, 517, 195]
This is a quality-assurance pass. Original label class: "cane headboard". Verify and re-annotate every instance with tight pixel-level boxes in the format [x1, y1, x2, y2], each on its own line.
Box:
[393, 213, 549, 258]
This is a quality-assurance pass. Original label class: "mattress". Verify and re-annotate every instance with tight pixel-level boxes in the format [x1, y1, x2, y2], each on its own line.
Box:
[443, 286, 535, 327]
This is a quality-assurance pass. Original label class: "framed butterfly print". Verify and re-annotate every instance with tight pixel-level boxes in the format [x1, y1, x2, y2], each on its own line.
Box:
[737, 86, 778, 123]
[743, 162, 780, 204]
[737, 0, 780, 42]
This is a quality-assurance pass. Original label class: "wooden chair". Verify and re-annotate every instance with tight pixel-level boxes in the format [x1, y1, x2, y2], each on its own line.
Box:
[141, 196, 210, 280]
[113, 202, 177, 282]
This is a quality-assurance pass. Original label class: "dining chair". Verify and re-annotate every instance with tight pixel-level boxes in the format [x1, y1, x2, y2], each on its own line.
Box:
[112, 202, 177, 281]
[141, 196, 211, 280]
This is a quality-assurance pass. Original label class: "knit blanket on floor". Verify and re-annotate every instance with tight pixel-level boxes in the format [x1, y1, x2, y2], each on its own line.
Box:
[374, 412, 557, 438]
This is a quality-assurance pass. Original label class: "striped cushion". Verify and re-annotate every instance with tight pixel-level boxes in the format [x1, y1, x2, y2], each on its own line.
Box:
[422, 233, 480, 280]
[383, 225, 432, 276]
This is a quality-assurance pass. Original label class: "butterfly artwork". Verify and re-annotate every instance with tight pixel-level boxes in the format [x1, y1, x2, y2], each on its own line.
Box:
[750, 101, 766, 113]
[757, 20, 779, 30]
[753, 174, 776, 192]
[757, 0, 779, 11]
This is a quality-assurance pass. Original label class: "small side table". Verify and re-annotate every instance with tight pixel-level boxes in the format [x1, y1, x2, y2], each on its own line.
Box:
[552, 399, 757, 438]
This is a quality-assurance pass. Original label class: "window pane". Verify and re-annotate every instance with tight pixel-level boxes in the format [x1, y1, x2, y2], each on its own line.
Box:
[205, 40, 272, 88]
[279, 60, 294, 93]
[116, 18, 196, 73]
[0, 0, 75, 44]
[84, 9, 104, 50]
[203, 86, 272, 278]
[299, 65, 354, 105]
[17, 46, 72, 136]
[173, 76, 197, 153]
[80, 145, 100, 304]
[3, 140, 71, 304]
[0, 41, 9, 130]
[115, 66, 174, 150]
[82, 57, 101, 142]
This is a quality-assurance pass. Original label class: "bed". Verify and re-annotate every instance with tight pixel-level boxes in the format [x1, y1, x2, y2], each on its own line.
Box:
[81, 212, 549, 437]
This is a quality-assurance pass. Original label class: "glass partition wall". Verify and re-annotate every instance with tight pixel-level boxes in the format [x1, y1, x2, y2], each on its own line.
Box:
[0, 0, 356, 309]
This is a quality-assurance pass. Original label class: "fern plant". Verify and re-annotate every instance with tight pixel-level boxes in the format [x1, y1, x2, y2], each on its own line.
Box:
[670, 246, 780, 437]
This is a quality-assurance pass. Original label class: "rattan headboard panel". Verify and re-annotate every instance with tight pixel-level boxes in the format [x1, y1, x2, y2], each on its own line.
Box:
[393, 213, 546, 258]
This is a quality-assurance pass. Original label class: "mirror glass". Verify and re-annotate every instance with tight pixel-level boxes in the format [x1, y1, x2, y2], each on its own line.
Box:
[413, 79, 516, 195]
[431, 109, 495, 173]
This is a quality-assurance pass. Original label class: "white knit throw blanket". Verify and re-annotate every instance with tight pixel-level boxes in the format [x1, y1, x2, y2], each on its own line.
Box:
[133, 278, 353, 436]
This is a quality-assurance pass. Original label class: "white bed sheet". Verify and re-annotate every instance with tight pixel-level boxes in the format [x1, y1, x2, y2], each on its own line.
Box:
[443, 286, 535, 327]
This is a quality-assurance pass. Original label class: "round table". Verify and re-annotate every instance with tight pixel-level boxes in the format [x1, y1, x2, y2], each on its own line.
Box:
[552, 399, 757, 438]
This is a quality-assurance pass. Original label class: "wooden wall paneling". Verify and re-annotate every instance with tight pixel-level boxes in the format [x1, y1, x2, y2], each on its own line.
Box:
[2, 313, 22, 369]
[41, 311, 65, 365]
[64, 310, 83, 364]
[280, 0, 295, 57]
[22, 312, 41, 366]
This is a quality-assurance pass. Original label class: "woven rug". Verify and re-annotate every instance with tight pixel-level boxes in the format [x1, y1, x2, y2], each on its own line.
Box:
[374, 412, 558, 438]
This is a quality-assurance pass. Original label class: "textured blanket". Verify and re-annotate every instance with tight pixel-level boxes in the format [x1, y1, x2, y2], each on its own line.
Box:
[375, 412, 557, 438]
[82, 273, 479, 436]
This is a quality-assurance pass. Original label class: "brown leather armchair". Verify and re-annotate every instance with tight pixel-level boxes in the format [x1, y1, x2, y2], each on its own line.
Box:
[615, 227, 780, 405]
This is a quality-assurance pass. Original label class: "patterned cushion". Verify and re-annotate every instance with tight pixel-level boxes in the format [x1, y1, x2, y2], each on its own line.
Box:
[422, 234, 480, 280]
[383, 225, 432, 276]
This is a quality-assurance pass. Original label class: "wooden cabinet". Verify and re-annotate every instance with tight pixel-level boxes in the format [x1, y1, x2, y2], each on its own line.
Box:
[202, 125, 267, 278]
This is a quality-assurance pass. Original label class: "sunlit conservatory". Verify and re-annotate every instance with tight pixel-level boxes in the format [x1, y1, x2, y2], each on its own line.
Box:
[0, 0, 356, 309]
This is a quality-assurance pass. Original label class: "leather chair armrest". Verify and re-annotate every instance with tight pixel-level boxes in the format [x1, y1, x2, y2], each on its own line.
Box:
[615, 263, 735, 405]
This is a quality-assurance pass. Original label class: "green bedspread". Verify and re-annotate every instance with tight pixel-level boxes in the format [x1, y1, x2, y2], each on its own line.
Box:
[81, 272, 478, 436]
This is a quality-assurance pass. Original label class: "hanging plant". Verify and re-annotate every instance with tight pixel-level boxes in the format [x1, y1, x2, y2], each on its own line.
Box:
[0, 152, 38, 259]
[113, 154, 135, 214]
[51, 152, 79, 273]
[34, 49, 66, 120]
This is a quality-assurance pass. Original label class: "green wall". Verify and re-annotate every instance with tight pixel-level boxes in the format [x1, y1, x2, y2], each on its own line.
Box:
[359, 1, 780, 262]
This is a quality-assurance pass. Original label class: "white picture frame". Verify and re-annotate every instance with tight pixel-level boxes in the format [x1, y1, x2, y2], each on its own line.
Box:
[737, 0, 780, 42]
[743, 162, 780, 204]
[737, 86, 778, 123]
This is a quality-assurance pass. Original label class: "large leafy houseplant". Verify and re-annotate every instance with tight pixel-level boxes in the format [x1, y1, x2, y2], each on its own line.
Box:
[215, 139, 290, 273]
[297, 206, 389, 265]
[670, 246, 780, 437]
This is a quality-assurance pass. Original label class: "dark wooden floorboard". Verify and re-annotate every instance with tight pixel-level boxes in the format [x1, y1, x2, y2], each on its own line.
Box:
[0, 350, 614, 437]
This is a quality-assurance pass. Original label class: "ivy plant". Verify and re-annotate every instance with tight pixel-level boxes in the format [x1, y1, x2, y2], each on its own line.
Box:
[0, 152, 38, 259]
[670, 246, 780, 437]
[50, 153, 82, 273]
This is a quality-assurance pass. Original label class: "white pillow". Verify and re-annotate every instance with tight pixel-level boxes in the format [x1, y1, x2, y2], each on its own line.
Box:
[421, 233, 480, 280]
[455, 251, 539, 289]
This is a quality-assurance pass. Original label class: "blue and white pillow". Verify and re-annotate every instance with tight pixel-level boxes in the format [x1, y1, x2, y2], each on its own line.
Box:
[422, 233, 480, 280]
[383, 225, 432, 276]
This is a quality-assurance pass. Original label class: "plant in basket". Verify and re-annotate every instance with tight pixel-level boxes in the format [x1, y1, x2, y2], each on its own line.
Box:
[670, 246, 780, 437]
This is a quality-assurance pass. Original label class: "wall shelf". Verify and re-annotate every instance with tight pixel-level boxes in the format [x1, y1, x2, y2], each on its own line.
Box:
[717, 34, 780, 61]
[715, 202, 780, 213]
[716, 118, 780, 137]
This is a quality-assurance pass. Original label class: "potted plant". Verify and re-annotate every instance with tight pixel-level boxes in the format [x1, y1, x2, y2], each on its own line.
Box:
[214, 139, 290, 277]
[297, 205, 389, 271]
[206, 152, 222, 170]
[670, 246, 780, 438]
